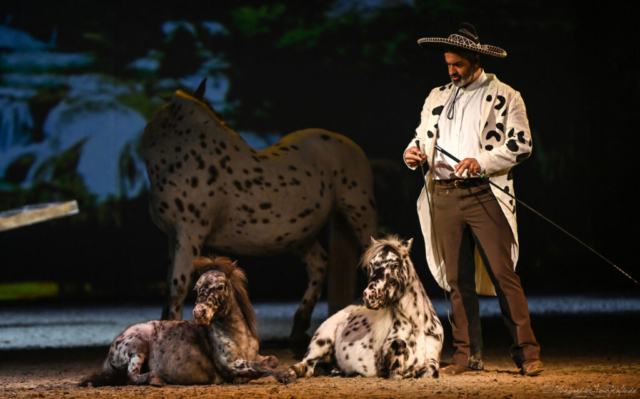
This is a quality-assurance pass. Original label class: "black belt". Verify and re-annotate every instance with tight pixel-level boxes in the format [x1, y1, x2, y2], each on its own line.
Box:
[434, 178, 489, 189]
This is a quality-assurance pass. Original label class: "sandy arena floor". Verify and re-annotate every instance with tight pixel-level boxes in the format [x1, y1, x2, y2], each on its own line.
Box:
[1, 301, 639, 398]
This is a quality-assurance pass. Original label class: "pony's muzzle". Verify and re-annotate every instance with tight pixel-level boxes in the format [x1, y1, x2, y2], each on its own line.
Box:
[193, 304, 214, 325]
[363, 288, 382, 310]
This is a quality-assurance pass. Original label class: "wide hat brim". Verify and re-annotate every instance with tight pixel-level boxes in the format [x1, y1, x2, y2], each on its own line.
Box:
[418, 34, 507, 58]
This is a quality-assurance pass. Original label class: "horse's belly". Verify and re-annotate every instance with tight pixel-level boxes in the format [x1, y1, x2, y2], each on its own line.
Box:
[336, 344, 378, 377]
[334, 307, 392, 377]
[205, 210, 331, 255]
[149, 344, 220, 384]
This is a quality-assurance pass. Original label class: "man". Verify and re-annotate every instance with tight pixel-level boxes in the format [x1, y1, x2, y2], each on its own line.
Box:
[403, 23, 544, 376]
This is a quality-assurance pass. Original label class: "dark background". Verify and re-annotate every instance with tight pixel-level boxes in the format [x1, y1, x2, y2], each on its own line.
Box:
[1, 0, 637, 304]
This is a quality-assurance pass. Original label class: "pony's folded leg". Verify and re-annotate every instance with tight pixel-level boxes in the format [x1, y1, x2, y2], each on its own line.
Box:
[226, 358, 289, 384]
[256, 355, 279, 369]
[384, 339, 409, 380]
[127, 354, 165, 386]
[288, 306, 352, 379]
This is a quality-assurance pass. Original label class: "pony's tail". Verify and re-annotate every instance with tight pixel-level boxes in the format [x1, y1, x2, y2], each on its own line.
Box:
[78, 362, 128, 387]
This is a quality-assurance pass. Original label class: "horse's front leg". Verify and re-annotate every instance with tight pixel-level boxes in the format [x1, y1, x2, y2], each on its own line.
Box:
[225, 358, 289, 384]
[290, 241, 328, 349]
[256, 355, 279, 369]
[383, 339, 410, 380]
[162, 230, 202, 320]
[421, 318, 444, 378]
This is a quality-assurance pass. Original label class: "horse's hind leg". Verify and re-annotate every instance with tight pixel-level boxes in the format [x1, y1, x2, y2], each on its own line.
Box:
[290, 241, 328, 350]
[162, 230, 201, 320]
[127, 354, 164, 386]
[286, 306, 350, 382]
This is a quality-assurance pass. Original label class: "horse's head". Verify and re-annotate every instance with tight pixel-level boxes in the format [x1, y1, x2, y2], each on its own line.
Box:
[361, 236, 413, 310]
[191, 256, 258, 337]
[191, 256, 239, 325]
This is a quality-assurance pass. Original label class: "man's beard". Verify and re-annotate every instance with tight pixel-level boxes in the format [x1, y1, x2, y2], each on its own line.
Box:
[451, 71, 473, 87]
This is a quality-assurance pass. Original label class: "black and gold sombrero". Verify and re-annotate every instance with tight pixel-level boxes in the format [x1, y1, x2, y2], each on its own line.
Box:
[418, 22, 507, 58]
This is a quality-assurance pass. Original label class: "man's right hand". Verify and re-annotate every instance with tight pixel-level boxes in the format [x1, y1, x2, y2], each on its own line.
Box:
[404, 146, 427, 168]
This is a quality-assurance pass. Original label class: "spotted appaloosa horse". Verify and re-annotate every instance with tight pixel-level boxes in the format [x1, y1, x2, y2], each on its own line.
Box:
[141, 80, 377, 345]
[285, 236, 444, 381]
[80, 257, 286, 386]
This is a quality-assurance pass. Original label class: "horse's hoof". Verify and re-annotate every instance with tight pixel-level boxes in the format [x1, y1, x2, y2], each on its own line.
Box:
[280, 370, 298, 385]
[149, 377, 165, 387]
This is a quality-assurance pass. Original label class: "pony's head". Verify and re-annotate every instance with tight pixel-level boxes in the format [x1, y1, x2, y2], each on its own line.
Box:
[191, 256, 257, 338]
[360, 236, 413, 310]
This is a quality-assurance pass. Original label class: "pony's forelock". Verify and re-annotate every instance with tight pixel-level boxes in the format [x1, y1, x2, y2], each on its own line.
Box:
[360, 235, 409, 271]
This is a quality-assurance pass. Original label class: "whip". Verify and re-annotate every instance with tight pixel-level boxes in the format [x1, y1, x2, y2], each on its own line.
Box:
[418, 142, 639, 287]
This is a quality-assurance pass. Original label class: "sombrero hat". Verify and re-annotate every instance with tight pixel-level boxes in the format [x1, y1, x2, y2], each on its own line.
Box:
[418, 22, 507, 58]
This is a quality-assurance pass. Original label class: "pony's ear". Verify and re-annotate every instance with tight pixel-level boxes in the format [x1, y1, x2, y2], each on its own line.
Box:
[193, 256, 215, 274]
[194, 78, 207, 100]
[402, 238, 414, 251]
[370, 236, 377, 246]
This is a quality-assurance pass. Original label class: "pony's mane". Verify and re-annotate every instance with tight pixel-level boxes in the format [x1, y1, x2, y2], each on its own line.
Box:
[195, 256, 258, 339]
[360, 235, 406, 271]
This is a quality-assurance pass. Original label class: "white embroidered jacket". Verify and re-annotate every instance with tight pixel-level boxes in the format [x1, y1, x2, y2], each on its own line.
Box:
[405, 73, 533, 295]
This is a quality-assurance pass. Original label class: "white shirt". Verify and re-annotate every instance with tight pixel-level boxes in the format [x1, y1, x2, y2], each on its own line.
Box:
[433, 70, 489, 180]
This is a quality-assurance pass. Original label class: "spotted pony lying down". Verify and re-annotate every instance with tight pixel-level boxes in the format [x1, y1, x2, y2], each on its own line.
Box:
[285, 236, 444, 381]
[80, 257, 286, 386]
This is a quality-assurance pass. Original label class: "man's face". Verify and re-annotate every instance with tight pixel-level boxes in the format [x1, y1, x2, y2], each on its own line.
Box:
[445, 52, 477, 87]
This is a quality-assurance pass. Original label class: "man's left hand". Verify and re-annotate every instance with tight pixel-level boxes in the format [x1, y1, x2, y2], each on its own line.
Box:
[455, 158, 482, 177]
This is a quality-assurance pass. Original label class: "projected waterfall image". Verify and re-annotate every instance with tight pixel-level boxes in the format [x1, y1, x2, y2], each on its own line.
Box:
[0, 21, 281, 203]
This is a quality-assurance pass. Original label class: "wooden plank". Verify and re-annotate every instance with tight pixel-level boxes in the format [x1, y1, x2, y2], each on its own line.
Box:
[0, 201, 79, 232]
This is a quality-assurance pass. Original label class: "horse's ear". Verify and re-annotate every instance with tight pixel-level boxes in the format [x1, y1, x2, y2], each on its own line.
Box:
[370, 236, 377, 246]
[193, 256, 214, 274]
[194, 78, 207, 100]
[402, 238, 413, 251]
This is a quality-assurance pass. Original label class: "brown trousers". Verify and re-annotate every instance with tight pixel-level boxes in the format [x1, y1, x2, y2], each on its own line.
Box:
[432, 181, 540, 369]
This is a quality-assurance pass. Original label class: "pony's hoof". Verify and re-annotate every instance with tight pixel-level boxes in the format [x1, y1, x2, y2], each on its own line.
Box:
[149, 376, 165, 387]
[280, 370, 298, 385]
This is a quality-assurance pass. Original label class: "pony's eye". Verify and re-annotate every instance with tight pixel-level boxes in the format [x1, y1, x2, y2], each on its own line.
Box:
[216, 285, 225, 291]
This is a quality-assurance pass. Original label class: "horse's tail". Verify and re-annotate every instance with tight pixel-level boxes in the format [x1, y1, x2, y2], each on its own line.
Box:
[78, 360, 128, 387]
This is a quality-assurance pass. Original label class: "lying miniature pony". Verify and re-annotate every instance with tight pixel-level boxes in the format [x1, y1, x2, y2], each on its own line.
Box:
[80, 256, 286, 386]
[285, 236, 443, 381]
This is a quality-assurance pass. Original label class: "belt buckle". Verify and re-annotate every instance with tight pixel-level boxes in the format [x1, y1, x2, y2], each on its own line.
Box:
[454, 179, 464, 189]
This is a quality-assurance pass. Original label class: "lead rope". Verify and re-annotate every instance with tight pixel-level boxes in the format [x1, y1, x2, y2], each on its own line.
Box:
[416, 140, 453, 326]
[446, 87, 461, 120]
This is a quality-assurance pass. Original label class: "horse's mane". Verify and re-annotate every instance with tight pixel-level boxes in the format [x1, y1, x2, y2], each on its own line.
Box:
[178, 79, 226, 123]
[194, 256, 258, 339]
[360, 235, 407, 272]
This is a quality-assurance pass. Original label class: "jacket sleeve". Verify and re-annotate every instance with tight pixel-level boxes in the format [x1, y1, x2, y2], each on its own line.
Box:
[475, 92, 533, 175]
[403, 95, 431, 170]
